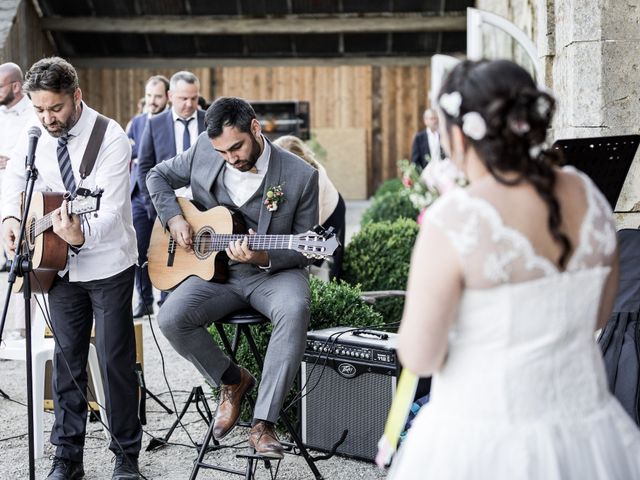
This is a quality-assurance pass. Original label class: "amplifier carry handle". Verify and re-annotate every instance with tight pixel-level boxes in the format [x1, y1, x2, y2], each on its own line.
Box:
[351, 329, 389, 340]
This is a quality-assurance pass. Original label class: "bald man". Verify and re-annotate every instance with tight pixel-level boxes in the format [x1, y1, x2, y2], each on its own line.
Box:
[0, 62, 34, 219]
[0, 62, 37, 340]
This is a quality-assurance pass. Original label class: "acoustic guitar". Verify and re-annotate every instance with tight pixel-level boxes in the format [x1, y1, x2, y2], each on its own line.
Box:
[12, 189, 102, 293]
[147, 198, 339, 291]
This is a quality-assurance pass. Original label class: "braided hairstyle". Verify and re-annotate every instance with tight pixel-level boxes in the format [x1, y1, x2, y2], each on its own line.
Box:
[438, 59, 572, 268]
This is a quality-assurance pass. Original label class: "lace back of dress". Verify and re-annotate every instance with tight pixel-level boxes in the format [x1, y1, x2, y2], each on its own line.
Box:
[426, 169, 616, 289]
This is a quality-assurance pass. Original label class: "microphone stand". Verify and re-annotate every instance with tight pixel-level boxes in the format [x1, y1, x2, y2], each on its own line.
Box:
[0, 145, 41, 480]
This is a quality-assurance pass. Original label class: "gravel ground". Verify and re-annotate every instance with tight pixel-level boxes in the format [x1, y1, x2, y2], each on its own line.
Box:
[0, 201, 387, 479]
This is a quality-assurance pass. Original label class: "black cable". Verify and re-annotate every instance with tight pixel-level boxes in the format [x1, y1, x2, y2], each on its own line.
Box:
[143, 306, 201, 448]
[0, 432, 29, 442]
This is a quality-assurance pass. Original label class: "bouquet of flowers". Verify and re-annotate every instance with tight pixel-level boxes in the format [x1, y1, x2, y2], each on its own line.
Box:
[399, 158, 467, 222]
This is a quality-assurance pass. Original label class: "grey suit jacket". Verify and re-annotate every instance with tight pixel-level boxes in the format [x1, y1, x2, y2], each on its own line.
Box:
[146, 133, 319, 273]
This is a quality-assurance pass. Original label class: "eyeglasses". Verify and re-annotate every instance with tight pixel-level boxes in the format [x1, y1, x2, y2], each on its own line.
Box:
[0, 81, 17, 89]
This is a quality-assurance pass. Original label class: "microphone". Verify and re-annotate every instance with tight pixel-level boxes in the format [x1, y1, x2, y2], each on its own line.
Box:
[25, 126, 42, 170]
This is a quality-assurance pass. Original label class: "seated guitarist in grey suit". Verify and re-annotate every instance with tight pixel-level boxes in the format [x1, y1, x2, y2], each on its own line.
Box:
[146, 97, 319, 458]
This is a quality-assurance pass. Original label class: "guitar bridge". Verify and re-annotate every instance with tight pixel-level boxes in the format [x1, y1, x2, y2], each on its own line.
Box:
[167, 237, 176, 267]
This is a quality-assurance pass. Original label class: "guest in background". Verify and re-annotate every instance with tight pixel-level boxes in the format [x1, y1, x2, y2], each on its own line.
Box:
[198, 95, 209, 111]
[274, 134, 345, 280]
[410, 108, 443, 169]
[137, 71, 205, 308]
[127, 75, 169, 318]
[0, 62, 38, 340]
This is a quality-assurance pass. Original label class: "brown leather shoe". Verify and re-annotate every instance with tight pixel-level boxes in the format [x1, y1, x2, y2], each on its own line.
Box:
[213, 366, 256, 439]
[248, 421, 284, 459]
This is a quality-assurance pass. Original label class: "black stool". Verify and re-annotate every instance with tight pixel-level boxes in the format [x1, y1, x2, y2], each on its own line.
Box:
[189, 308, 324, 480]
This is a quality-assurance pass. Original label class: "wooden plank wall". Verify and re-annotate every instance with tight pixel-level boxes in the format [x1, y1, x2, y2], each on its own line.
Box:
[76, 64, 430, 196]
[0, 0, 54, 71]
[77, 68, 212, 132]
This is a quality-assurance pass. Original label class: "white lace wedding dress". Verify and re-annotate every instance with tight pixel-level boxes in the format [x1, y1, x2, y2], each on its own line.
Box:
[389, 167, 640, 479]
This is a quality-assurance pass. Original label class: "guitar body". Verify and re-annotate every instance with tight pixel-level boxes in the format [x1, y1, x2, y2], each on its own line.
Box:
[148, 199, 240, 291]
[13, 192, 68, 294]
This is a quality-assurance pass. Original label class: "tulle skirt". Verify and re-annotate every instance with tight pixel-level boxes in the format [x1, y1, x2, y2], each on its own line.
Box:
[388, 397, 640, 480]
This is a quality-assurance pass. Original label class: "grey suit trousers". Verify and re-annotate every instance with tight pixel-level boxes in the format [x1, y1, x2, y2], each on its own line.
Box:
[157, 264, 310, 423]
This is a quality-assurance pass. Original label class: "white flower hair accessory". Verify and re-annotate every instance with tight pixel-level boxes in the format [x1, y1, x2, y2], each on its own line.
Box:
[461, 112, 487, 141]
[529, 145, 543, 159]
[535, 96, 552, 119]
[439, 92, 462, 117]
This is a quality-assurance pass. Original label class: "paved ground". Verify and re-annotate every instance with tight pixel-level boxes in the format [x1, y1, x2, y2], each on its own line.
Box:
[0, 200, 388, 479]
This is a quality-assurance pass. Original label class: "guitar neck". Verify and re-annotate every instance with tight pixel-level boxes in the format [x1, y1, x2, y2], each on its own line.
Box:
[32, 203, 74, 238]
[186, 234, 295, 252]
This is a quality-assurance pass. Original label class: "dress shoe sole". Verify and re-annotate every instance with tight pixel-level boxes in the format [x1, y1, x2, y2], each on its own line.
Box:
[214, 378, 256, 440]
[252, 449, 284, 460]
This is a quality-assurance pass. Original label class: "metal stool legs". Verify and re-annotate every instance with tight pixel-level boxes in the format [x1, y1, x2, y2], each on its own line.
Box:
[189, 319, 324, 480]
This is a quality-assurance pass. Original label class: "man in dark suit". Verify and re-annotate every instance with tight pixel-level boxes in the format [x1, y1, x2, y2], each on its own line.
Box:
[146, 97, 318, 459]
[128, 75, 169, 318]
[410, 108, 442, 169]
[136, 71, 206, 314]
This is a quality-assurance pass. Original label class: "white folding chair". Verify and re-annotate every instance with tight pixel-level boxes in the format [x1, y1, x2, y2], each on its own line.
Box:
[0, 298, 109, 458]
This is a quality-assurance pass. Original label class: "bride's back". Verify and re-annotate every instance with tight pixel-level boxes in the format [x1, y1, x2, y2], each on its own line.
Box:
[428, 165, 616, 290]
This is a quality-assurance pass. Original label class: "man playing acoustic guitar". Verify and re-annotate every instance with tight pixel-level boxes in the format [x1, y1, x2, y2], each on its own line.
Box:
[146, 97, 319, 458]
[1, 57, 142, 480]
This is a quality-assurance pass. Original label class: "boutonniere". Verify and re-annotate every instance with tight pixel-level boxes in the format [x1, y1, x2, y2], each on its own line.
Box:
[264, 184, 285, 212]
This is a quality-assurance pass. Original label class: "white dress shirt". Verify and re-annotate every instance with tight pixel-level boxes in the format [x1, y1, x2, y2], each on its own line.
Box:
[172, 109, 198, 198]
[426, 128, 441, 162]
[172, 109, 199, 154]
[1, 102, 138, 282]
[223, 136, 270, 207]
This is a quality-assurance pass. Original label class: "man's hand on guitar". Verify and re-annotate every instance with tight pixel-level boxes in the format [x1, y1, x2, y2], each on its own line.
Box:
[167, 214, 193, 252]
[2, 217, 20, 256]
[52, 200, 84, 248]
[226, 228, 270, 267]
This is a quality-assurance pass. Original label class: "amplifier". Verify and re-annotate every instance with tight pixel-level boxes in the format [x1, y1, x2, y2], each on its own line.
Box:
[301, 326, 399, 462]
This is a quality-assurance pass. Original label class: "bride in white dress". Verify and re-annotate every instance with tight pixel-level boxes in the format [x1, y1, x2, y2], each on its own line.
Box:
[389, 59, 640, 479]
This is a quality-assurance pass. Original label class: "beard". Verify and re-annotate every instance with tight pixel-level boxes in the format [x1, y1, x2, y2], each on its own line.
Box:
[0, 89, 15, 107]
[43, 105, 80, 138]
[233, 135, 262, 172]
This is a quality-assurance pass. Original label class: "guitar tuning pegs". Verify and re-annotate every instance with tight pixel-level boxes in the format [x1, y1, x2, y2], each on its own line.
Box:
[312, 224, 326, 236]
[322, 227, 335, 239]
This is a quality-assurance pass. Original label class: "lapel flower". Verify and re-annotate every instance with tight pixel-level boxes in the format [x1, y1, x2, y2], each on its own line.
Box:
[264, 183, 285, 212]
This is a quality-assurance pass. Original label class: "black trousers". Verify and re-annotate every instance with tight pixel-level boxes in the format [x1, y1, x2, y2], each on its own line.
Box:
[48, 265, 141, 462]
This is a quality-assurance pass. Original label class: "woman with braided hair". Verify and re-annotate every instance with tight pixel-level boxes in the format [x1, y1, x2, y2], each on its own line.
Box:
[389, 59, 640, 479]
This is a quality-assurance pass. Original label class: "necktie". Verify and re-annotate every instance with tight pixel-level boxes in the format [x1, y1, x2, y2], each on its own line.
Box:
[57, 134, 77, 194]
[178, 118, 193, 152]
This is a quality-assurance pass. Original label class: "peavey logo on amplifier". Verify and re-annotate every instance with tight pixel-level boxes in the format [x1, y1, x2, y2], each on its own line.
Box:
[338, 363, 357, 378]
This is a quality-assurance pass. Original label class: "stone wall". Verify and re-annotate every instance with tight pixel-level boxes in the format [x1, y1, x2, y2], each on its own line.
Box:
[477, 0, 640, 226]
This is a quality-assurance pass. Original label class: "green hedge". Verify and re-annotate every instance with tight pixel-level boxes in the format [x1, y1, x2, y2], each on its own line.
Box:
[360, 190, 420, 227]
[343, 218, 419, 324]
[208, 277, 384, 424]
[373, 177, 404, 199]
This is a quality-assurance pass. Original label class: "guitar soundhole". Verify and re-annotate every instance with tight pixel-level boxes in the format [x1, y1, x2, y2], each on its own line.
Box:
[194, 227, 215, 260]
[27, 217, 36, 248]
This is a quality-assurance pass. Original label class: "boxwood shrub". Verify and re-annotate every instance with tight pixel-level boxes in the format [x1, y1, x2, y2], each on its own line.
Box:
[360, 190, 420, 227]
[342, 218, 419, 324]
[373, 177, 404, 199]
